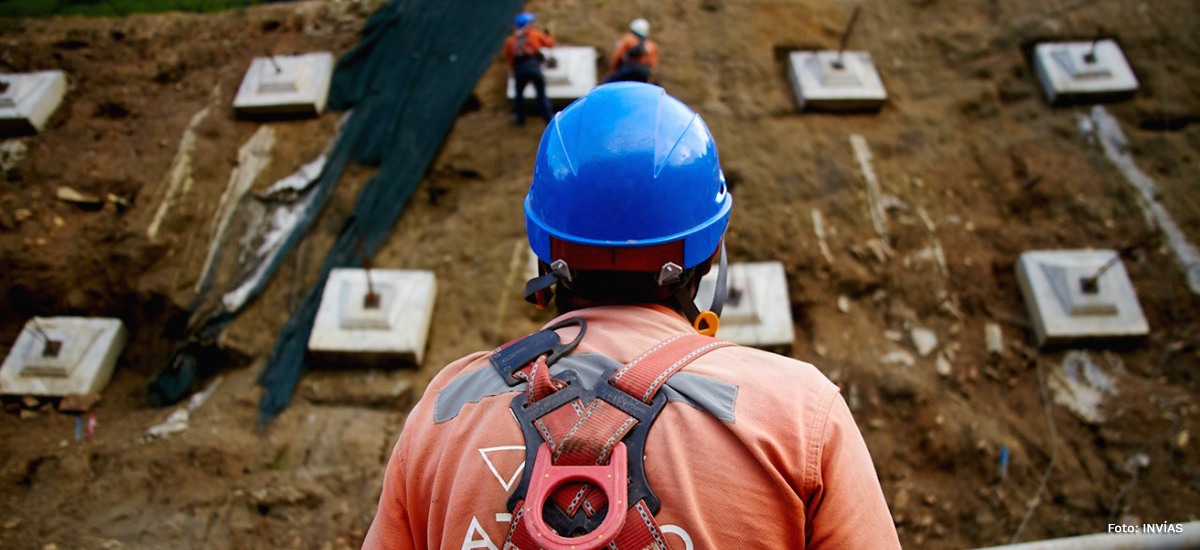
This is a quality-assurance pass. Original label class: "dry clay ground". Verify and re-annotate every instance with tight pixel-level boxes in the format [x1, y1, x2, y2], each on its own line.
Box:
[1, 0, 1199, 549]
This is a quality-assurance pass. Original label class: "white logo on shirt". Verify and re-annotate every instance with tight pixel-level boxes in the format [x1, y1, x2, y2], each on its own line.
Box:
[460, 516, 500, 550]
[478, 445, 526, 491]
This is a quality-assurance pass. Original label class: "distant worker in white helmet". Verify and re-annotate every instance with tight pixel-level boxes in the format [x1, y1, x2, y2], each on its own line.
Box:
[605, 18, 659, 83]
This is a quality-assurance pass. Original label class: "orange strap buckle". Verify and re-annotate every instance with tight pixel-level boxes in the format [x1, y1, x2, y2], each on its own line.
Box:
[693, 310, 719, 337]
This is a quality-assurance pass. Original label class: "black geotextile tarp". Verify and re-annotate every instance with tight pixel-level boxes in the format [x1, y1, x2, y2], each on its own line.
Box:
[255, 0, 524, 424]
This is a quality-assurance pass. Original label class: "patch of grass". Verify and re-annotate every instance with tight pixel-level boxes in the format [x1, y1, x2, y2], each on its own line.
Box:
[0, 0, 266, 18]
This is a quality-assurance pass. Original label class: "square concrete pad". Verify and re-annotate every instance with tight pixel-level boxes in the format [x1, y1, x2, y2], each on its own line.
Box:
[507, 46, 597, 103]
[787, 51, 887, 111]
[308, 268, 437, 366]
[1033, 40, 1138, 104]
[1016, 250, 1149, 347]
[696, 262, 794, 349]
[0, 317, 127, 397]
[232, 52, 334, 118]
[0, 71, 68, 136]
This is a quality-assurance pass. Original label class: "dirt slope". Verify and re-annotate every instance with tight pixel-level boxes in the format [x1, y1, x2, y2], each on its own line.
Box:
[1, 0, 1199, 549]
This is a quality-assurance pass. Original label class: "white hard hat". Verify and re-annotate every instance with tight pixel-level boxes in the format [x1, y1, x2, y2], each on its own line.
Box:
[630, 18, 650, 38]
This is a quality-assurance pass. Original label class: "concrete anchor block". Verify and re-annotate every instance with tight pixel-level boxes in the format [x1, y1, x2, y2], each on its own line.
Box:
[308, 268, 437, 367]
[0, 71, 68, 136]
[1033, 40, 1138, 105]
[1016, 250, 1149, 348]
[0, 317, 127, 397]
[787, 51, 887, 111]
[233, 52, 334, 118]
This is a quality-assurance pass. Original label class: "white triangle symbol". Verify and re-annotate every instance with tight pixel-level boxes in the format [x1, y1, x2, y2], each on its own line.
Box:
[479, 445, 526, 492]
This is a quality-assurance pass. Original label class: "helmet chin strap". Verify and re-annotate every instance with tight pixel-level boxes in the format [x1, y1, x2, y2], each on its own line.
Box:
[677, 242, 727, 337]
[711, 240, 728, 317]
[526, 242, 729, 337]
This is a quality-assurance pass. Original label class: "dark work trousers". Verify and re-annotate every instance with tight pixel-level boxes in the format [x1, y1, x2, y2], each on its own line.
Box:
[604, 62, 651, 84]
[513, 58, 552, 124]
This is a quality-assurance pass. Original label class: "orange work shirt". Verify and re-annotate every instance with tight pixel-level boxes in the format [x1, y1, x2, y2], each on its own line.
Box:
[505, 28, 556, 69]
[363, 304, 901, 550]
[609, 33, 660, 73]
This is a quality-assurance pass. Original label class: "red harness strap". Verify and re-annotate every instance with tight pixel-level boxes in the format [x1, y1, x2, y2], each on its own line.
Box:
[503, 333, 735, 550]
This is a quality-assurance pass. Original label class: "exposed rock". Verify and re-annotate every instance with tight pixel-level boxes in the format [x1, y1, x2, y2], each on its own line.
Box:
[57, 186, 104, 209]
[935, 353, 952, 377]
[0, 139, 27, 172]
[985, 322, 1003, 355]
[882, 349, 916, 368]
[911, 327, 938, 356]
[106, 193, 132, 212]
[146, 409, 189, 438]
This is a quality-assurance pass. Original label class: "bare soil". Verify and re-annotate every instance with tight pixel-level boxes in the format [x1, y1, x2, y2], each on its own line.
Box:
[1, 0, 1198, 549]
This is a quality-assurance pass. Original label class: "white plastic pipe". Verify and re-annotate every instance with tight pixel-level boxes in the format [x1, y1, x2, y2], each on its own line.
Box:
[967, 522, 1200, 550]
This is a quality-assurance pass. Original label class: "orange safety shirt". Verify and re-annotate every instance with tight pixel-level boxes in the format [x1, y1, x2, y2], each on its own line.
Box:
[363, 304, 901, 550]
[505, 28, 557, 70]
[609, 33, 660, 73]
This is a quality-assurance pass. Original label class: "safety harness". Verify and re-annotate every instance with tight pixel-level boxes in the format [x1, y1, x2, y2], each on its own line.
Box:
[621, 35, 649, 68]
[512, 30, 545, 65]
[490, 318, 735, 550]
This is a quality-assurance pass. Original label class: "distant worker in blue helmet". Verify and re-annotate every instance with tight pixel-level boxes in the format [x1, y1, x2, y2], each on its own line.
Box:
[362, 83, 901, 550]
[505, 11, 557, 125]
[605, 18, 659, 83]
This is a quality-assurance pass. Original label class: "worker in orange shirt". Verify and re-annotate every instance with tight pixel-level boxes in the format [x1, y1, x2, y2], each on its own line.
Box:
[605, 18, 659, 83]
[505, 12, 556, 125]
[362, 83, 901, 550]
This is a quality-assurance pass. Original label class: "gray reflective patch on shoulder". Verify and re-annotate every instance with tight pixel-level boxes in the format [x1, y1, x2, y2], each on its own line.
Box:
[433, 353, 619, 423]
[660, 372, 739, 423]
[433, 352, 738, 423]
[433, 366, 511, 423]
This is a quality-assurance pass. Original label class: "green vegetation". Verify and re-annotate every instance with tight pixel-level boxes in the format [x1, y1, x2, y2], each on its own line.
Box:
[0, 0, 267, 18]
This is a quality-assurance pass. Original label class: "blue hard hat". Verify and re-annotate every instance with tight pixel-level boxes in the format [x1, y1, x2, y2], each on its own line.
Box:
[515, 12, 536, 29]
[525, 82, 732, 272]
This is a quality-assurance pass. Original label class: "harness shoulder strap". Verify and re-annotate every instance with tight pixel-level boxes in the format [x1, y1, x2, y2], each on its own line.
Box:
[513, 30, 541, 61]
[622, 35, 647, 66]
